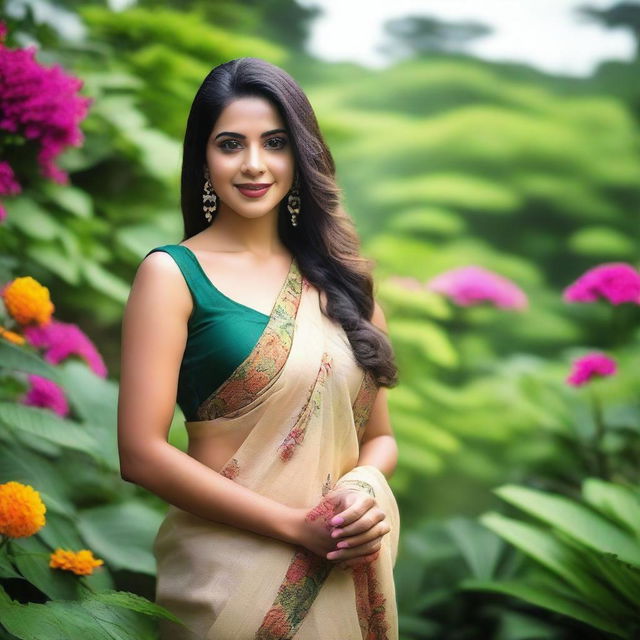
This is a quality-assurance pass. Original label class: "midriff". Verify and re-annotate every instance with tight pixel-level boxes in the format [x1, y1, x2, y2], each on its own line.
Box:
[185, 420, 254, 474]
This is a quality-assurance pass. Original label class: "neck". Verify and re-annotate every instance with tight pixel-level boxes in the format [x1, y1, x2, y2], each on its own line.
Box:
[203, 203, 288, 258]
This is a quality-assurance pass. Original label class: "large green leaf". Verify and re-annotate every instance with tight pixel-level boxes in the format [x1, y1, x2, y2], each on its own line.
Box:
[76, 501, 163, 575]
[4, 197, 62, 241]
[0, 584, 163, 640]
[0, 402, 103, 461]
[0, 341, 63, 384]
[446, 516, 503, 579]
[42, 183, 94, 218]
[82, 260, 131, 304]
[462, 577, 627, 637]
[494, 484, 640, 566]
[87, 590, 183, 624]
[9, 536, 81, 601]
[0, 441, 74, 516]
[480, 511, 633, 618]
[582, 478, 640, 537]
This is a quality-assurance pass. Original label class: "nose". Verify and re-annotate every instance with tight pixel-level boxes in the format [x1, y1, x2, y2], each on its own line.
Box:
[242, 142, 266, 175]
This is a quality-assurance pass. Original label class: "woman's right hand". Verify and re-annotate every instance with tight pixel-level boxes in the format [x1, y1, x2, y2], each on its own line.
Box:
[289, 489, 389, 567]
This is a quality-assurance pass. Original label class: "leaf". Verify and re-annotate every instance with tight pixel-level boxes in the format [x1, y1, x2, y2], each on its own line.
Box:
[82, 260, 131, 304]
[76, 502, 164, 575]
[494, 484, 640, 566]
[446, 516, 503, 579]
[0, 403, 102, 461]
[89, 590, 184, 624]
[480, 511, 633, 618]
[42, 183, 94, 218]
[462, 577, 627, 637]
[4, 197, 62, 241]
[0, 441, 75, 515]
[10, 536, 81, 601]
[0, 341, 63, 384]
[582, 478, 640, 537]
[0, 591, 161, 640]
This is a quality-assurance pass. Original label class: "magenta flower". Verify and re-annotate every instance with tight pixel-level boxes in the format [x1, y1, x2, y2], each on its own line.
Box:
[563, 263, 640, 306]
[21, 374, 69, 417]
[566, 352, 617, 387]
[23, 319, 107, 377]
[0, 30, 93, 187]
[0, 160, 21, 196]
[425, 265, 528, 309]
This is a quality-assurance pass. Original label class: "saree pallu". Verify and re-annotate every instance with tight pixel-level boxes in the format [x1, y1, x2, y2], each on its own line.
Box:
[153, 258, 401, 639]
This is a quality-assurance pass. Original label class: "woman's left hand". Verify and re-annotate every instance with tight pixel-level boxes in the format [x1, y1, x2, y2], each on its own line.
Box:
[323, 487, 391, 570]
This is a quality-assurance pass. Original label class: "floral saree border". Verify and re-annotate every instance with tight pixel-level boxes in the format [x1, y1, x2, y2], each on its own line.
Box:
[195, 259, 303, 420]
[255, 548, 333, 640]
[277, 351, 333, 462]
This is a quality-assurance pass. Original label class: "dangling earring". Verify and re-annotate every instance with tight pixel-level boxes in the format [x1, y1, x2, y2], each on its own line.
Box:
[203, 168, 217, 223]
[287, 177, 301, 227]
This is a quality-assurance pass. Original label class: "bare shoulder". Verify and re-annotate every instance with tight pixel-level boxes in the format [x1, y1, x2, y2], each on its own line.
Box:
[128, 250, 192, 325]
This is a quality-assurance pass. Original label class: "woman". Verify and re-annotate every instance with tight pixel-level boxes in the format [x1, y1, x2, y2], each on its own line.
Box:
[118, 57, 400, 639]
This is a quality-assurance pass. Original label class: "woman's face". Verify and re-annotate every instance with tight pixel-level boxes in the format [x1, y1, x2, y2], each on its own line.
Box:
[205, 96, 295, 222]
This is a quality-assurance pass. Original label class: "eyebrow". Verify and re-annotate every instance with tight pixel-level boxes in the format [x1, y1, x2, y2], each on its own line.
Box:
[214, 128, 288, 140]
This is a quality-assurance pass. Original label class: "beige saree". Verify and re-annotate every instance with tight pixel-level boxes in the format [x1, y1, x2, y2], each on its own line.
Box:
[152, 258, 401, 639]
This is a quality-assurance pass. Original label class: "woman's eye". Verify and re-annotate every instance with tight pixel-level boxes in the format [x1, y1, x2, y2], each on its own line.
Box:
[219, 137, 287, 151]
[219, 140, 241, 151]
[267, 137, 287, 149]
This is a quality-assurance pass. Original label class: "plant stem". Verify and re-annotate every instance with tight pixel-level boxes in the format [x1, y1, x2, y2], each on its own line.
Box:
[589, 387, 609, 479]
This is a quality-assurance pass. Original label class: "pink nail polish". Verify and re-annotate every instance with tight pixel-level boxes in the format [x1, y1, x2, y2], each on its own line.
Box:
[332, 516, 344, 525]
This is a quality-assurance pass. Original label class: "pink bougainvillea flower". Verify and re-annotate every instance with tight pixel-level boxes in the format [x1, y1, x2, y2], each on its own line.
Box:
[566, 352, 617, 387]
[21, 374, 69, 416]
[0, 30, 93, 186]
[0, 160, 21, 197]
[425, 265, 528, 310]
[0, 160, 21, 222]
[23, 319, 107, 377]
[563, 263, 640, 306]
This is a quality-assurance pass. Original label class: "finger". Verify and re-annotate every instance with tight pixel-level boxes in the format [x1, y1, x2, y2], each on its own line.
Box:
[330, 509, 385, 540]
[333, 521, 390, 550]
[327, 538, 381, 562]
[329, 495, 375, 528]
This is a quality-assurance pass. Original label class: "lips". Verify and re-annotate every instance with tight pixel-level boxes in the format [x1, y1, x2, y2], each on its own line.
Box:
[235, 184, 273, 198]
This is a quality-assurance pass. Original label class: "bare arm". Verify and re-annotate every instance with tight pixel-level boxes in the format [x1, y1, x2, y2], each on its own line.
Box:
[117, 251, 298, 544]
[357, 300, 398, 479]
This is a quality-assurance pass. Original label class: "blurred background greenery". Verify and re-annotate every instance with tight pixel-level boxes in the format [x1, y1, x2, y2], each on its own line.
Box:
[1, 0, 639, 638]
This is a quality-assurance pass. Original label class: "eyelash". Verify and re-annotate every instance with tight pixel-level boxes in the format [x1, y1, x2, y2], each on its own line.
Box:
[218, 137, 288, 152]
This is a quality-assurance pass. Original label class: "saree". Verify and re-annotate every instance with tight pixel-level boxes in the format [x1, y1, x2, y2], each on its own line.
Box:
[152, 257, 401, 639]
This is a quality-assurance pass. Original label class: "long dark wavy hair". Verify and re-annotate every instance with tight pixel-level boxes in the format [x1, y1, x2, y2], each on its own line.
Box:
[181, 57, 398, 388]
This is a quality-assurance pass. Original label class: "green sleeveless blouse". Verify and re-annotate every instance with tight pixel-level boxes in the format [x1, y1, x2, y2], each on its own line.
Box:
[144, 244, 270, 422]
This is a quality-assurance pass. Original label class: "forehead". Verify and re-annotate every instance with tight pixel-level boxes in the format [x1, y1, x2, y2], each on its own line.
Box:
[212, 96, 286, 133]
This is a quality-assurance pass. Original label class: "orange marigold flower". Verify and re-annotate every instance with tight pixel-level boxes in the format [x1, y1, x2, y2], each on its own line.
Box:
[0, 481, 46, 538]
[49, 548, 104, 575]
[0, 326, 25, 345]
[2, 276, 55, 326]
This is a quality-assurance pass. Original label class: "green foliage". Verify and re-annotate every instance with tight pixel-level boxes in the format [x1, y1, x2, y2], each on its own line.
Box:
[463, 480, 640, 638]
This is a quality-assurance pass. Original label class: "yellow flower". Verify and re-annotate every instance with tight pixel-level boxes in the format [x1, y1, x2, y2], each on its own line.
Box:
[49, 548, 104, 575]
[0, 481, 47, 538]
[0, 326, 25, 345]
[2, 276, 55, 326]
